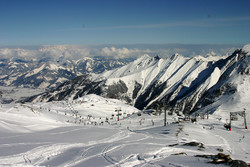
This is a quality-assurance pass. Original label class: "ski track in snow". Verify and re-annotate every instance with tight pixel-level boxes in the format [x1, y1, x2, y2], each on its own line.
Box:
[1, 93, 250, 167]
[214, 135, 232, 154]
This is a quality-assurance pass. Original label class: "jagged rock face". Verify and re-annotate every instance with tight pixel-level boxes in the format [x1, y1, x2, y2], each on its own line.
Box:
[26, 75, 104, 102]
[25, 46, 250, 114]
[165, 50, 249, 114]
[106, 80, 129, 100]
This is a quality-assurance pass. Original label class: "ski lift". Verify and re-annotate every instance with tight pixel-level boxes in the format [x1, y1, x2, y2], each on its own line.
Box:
[230, 113, 238, 121]
[228, 111, 248, 131]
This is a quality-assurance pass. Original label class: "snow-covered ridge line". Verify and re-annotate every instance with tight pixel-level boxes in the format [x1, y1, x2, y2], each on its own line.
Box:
[242, 44, 250, 55]
[24, 45, 250, 115]
[0, 57, 130, 89]
[0, 44, 242, 89]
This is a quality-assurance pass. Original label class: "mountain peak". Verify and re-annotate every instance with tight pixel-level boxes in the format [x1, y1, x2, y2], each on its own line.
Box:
[170, 53, 185, 60]
[137, 54, 151, 60]
[242, 44, 250, 55]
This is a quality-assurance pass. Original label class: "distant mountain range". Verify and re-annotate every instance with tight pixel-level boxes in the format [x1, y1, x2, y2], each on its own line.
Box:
[24, 45, 250, 114]
[0, 57, 131, 89]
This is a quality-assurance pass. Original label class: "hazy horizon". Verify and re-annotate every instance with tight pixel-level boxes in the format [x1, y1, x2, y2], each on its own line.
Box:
[0, 43, 243, 60]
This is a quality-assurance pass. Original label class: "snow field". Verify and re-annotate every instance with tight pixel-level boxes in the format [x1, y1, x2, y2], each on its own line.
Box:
[0, 94, 250, 166]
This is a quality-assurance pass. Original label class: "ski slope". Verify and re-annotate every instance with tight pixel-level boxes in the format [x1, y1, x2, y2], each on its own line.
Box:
[0, 94, 249, 167]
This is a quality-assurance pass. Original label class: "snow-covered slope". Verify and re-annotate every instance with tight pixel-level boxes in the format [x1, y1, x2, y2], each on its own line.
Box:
[0, 94, 249, 166]
[28, 45, 249, 115]
[199, 44, 250, 118]
[0, 94, 139, 133]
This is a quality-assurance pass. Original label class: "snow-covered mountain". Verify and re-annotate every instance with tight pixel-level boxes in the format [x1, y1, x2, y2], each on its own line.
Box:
[0, 44, 239, 89]
[26, 45, 250, 115]
[1, 45, 250, 167]
[0, 57, 130, 89]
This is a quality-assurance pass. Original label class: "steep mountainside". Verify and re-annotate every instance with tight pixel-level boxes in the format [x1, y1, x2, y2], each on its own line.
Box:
[25, 45, 250, 114]
[0, 57, 130, 89]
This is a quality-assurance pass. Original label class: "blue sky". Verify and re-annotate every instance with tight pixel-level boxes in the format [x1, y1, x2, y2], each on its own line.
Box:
[0, 0, 250, 46]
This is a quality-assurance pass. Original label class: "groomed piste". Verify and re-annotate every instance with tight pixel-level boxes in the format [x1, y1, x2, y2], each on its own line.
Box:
[0, 93, 249, 167]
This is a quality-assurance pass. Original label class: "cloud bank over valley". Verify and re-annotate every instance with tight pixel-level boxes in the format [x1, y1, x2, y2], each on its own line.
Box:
[0, 44, 243, 62]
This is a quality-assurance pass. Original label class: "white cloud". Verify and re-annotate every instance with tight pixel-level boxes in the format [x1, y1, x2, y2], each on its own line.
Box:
[100, 46, 152, 59]
[0, 45, 152, 60]
[0, 45, 92, 61]
[0, 44, 241, 61]
[39, 45, 91, 60]
[0, 48, 39, 60]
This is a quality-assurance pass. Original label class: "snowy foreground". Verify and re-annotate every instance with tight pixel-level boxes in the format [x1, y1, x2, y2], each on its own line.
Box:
[0, 94, 249, 167]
